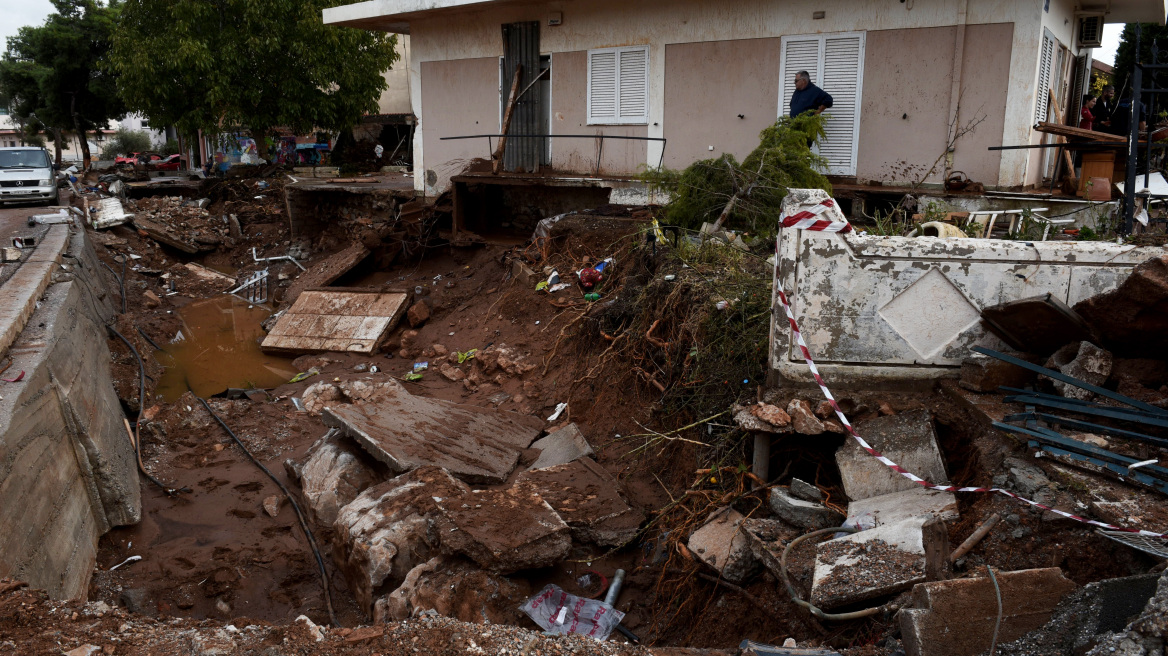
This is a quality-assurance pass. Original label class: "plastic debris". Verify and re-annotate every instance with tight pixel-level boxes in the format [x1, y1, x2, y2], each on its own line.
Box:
[521, 584, 624, 641]
[413, 361, 429, 373]
[548, 402, 568, 421]
[109, 555, 142, 571]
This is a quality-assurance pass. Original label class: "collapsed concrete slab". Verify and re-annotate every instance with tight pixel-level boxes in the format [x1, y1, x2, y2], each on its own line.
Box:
[900, 568, 1078, 656]
[1073, 254, 1168, 358]
[261, 289, 408, 355]
[332, 466, 469, 613]
[687, 507, 759, 584]
[322, 382, 544, 484]
[1042, 341, 1113, 401]
[282, 241, 370, 307]
[291, 429, 382, 526]
[845, 488, 958, 530]
[810, 517, 948, 610]
[374, 555, 531, 625]
[435, 482, 572, 574]
[528, 423, 594, 470]
[836, 409, 949, 501]
[741, 518, 800, 581]
[517, 458, 644, 547]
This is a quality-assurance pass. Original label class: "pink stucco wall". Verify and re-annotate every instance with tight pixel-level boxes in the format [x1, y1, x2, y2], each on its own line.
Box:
[551, 50, 648, 176]
[662, 38, 782, 169]
[420, 57, 499, 189]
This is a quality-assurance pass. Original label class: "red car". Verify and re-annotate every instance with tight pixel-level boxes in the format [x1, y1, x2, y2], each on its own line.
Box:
[148, 154, 183, 171]
[115, 152, 162, 167]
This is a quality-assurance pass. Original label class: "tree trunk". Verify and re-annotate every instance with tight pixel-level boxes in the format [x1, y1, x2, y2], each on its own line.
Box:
[252, 129, 270, 160]
[51, 129, 63, 166]
[78, 130, 91, 169]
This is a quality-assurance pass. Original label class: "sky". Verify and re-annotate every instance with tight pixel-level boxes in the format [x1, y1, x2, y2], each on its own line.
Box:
[1095, 23, 1125, 66]
[0, 0, 55, 53]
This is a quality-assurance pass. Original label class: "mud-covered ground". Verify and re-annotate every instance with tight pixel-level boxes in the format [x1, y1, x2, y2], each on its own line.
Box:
[3, 171, 1165, 654]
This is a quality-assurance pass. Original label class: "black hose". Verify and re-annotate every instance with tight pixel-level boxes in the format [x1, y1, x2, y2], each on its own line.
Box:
[136, 327, 163, 351]
[106, 324, 182, 495]
[99, 260, 126, 314]
[194, 395, 340, 627]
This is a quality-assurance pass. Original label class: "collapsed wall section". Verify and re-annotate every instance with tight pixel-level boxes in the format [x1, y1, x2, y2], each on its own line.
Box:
[0, 225, 141, 599]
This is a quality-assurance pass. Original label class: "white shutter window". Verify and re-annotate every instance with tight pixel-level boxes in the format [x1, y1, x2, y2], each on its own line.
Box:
[588, 45, 649, 125]
[779, 32, 865, 176]
[1036, 30, 1055, 123]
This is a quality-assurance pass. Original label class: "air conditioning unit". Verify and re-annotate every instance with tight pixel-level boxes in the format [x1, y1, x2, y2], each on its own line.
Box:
[1078, 13, 1105, 48]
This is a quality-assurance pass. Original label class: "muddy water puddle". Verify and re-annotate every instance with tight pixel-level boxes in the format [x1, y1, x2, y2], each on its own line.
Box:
[154, 296, 296, 402]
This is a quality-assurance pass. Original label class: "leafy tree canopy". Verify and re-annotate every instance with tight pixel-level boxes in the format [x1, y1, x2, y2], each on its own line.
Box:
[0, 0, 124, 159]
[1112, 23, 1168, 98]
[109, 0, 398, 154]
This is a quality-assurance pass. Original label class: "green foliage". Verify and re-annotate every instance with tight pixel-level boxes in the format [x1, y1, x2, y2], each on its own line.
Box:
[160, 138, 181, 155]
[641, 114, 831, 238]
[109, 0, 399, 154]
[1113, 23, 1168, 97]
[100, 127, 152, 159]
[0, 0, 124, 159]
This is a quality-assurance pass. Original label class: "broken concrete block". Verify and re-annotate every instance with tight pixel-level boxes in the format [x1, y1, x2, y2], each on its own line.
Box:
[1003, 457, 1052, 499]
[790, 478, 823, 502]
[959, 353, 1039, 393]
[528, 423, 594, 470]
[406, 301, 430, 328]
[810, 516, 948, 610]
[374, 555, 531, 625]
[435, 481, 572, 574]
[787, 399, 826, 435]
[301, 378, 405, 416]
[296, 430, 381, 526]
[1074, 254, 1168, 357]
[333, 466, 469, 612]
[262, 289, 408, 355]
[517, 458, 644, 547]
[846, 488, 959, 530]
[1043, 341, 1113, 401]
[836, 409, 949, 501]
[900, 568, 1077, 656]
[769, 487, 845, 530]
[752, 403, 792, 428]
[438, 363, 465, 382]
[282, 241, 369, 307]
[322, 381, 544, 484]
[741, 518, 800, 582]
[687, 507, 759, 584]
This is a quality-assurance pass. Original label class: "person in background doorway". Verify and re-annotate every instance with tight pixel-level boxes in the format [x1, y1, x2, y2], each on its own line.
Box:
[1113, 89, 1147, 138]
[1079, 94, 1096, 131]
[1095, 84, 1117, 133]
[789, 71, 833, 118]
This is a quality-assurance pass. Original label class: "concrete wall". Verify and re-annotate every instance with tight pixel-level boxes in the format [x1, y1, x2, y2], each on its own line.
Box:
[0, 226, 141, 598]
[769, 228, 1160, 386]
[379, 36, 414, 115]
[662, 38, 782, 169]
[419, 57, 500, 191]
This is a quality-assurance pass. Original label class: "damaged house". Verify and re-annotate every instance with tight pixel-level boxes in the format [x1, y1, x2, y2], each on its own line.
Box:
[324, 0, 1165, 207]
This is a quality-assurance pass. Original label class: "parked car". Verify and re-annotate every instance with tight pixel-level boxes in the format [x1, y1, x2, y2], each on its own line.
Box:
[149, 154, 184, 171]
[116, 151, 162, 167]
[0, 147, 59, 206]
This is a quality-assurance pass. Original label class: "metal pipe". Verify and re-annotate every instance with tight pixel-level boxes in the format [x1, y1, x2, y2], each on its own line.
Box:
[752, 434, 770, 490]
[1124, 25, 1144, 234]
[604, 568, 626, 606]
[950, 514, 1001, 563]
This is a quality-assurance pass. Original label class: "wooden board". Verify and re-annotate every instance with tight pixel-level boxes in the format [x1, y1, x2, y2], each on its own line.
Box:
[260, 289, 408, 355]
[1035, 122, 1127, 143]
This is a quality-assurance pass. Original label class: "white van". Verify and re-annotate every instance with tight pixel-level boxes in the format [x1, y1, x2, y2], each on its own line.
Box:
[0, 147, 59, 206]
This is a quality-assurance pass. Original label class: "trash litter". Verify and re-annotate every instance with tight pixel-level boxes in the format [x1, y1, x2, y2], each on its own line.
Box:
[457, 349, 478, 364]
[404, 372, 423, 382]
[521, 584, 624, 641]
[290, 397, 306, 412]
[288, 370, 319, 384]
[547, 402, 568, 421]
[585, 293, 601, 302]
[1, 371, 25, 383]
[579, 267, 603, 290]
[413, 361, 429, 373]
[109, 555, 142, 571]
[664, 274, 676, 282]
[549, 283, 571, 293]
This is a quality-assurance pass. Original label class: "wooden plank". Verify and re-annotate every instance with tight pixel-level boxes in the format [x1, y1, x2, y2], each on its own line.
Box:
[493, 64, 524, 175]
[1035, 121, 1126, 142]
[1047, 89, 1077, 181]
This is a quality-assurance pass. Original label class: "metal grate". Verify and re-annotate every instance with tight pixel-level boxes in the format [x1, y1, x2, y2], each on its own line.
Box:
[1097, 530, 1168, 559]
[229, 270, 269, 305]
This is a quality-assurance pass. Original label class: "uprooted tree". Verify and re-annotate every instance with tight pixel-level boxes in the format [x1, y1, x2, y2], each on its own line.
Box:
[108, 0, 399, 159]
[642, 114, 832, 239]
[0, 0, 125, 167]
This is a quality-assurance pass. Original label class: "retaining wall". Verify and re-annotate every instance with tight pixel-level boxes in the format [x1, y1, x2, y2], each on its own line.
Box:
[0, 223, 141, 599]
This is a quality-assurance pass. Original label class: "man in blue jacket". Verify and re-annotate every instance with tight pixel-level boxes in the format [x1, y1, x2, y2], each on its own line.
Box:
[790, 71, 833, 118]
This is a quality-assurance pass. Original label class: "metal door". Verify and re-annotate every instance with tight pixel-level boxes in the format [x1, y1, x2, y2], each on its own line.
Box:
[501, 21, 542, 173]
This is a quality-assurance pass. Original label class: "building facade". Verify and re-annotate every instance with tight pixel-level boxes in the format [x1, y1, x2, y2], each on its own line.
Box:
[324, 0, 1166, 196]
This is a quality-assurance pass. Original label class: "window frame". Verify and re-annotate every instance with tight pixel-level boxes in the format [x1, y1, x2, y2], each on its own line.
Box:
[586, 45, 650, 126]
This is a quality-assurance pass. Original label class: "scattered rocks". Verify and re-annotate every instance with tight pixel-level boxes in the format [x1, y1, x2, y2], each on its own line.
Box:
[517, 458, 644, 547]
[768, 487, 845, 530]
[687, 506, 759, 584]
[142, 290, 161, 308]
[752, 403, 792, 428]
[407, 302, 430, 328]
[790, 478, 823, 502]
[262, 495, 280, 518]
[438, 363, 465, 382]
[292, 430, 381, 526]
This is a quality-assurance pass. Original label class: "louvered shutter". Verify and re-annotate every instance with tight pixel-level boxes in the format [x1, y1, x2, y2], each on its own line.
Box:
[779, 33, 865, 176]
[588, 46, 648, 124]
[618, 48, 649, 122]
[1035, 31, 1055, 123]
[588, 51, 618, 123]
[779, 38, 821, 114]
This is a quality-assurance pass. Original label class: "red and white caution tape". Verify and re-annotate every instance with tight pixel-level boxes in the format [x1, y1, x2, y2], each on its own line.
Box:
[775, 285, 1167, 539]
[779, 198, 852, 233]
